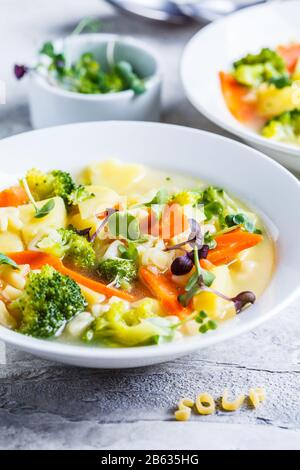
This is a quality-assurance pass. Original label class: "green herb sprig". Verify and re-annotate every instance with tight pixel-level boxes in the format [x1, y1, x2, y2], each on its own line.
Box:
[0, 253, 19, 270]
[21, 178, 55, 219]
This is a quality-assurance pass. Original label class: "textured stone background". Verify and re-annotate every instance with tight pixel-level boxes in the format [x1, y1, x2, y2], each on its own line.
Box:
[0, 0, 299, 450]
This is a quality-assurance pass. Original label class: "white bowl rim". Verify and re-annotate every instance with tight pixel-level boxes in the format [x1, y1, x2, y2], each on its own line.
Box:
[31, 33, 162, 101]
[181, 0, 300, 158]
[0, 120, 300, 362]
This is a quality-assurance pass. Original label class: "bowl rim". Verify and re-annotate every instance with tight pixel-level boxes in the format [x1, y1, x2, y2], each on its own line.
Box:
[1, 120, 300, 362]
[180, 0, 300, 158]
[31, 33, 162, 101]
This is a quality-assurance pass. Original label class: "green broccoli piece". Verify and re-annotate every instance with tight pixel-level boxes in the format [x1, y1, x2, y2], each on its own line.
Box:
[25, 168, 75, 203]
[234, 48, 286, 70]
[261, 109, 300, 141]
[98, 257, 137, 288]
[14, 265, 87, 338]
[49, 170, 76, 203]
[202, 186, 239, 222]
[36, 227, 96, 270]
[233, 47, 288, 87]
[25, 168, 92, 206]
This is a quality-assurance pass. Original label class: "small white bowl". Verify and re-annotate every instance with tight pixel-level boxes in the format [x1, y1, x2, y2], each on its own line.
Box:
[181, 0, 300, 173]
[29, 34, 161, 128]
[0, 121, 300, 368]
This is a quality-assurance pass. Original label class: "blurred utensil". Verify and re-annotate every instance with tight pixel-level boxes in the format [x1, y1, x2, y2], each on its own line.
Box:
[104, 0, 273, 23]
[105, 0, 189, 24]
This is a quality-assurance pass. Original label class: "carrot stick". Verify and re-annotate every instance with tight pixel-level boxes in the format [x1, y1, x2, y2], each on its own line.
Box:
[207, 229, 263, 266]
[6, 251, 134, 302]
[0, 186, 29, 207]
[139, 266, 191, 318]
[219, 71, 259, 124]
[277, 43, 300, 73]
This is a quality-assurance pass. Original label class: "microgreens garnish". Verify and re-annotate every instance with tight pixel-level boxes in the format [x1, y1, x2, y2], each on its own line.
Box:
[171, 309, 218, 335]
[14, 64, 29, 80]
[21, 178, 55, 219]
[178, 246, 216, 307]
[225, 213, 262, 234]
[34, 199, 55, 219]
[0, 253, 19, 270]
[201, 286, 256, 314]
[165, 219, 208, 277]
[165, 218, 203, 254]
[177, 244, 256, 314]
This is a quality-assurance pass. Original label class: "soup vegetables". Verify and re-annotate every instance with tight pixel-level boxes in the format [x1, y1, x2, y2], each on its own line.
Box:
[0, 161, 264, 347]
[220, 43, 300, 145]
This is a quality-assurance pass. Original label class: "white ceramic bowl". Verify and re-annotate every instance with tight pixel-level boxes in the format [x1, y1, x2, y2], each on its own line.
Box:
[29, 34, 161, 128]
[0, 121, 300, 368]
[181, 0, 300, 173]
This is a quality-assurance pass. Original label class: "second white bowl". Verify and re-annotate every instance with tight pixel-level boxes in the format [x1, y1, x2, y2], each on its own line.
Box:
[181, 0, 300, 174]
[29, 34, 162, 128]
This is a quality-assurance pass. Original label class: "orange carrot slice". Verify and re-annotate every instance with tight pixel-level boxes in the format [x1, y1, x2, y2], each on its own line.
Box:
[139, 266, 191, 318]
[6, 251, 134, 302]
[0, 186, 29, 207]
[207, 229, 263, 266]
[277, 43, 300, 73]
[219, 71, 258, 124]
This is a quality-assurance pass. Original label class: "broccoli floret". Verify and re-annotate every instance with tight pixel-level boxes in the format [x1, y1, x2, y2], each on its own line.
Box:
[202, 186, 239, 221]
[261, 109, 300, 141]
[36, 227, 96, 270]
[50, 170, 76, 203]
[234, 48, 286, 71]
[26, 168, 75, 203]
[98, 258, 137, 288]
[14, 265, 87, 338]
[233, 48, 288, 87]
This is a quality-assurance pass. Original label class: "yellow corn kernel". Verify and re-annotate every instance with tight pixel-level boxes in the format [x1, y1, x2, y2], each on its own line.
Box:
[195, 393, 215, 415]
[221, 388, 245, 411]
[249, 387, 266, 408]
[175, 408, 191, 422]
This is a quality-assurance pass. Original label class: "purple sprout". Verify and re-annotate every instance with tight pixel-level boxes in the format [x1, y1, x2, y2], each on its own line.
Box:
[14, 64, 29, 80]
